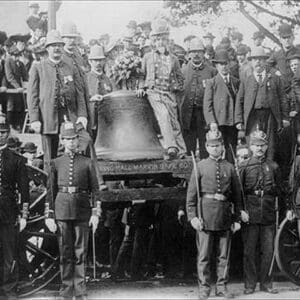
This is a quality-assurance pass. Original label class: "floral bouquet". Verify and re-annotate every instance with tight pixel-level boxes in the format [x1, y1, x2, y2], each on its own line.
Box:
[111, 50, 142, 89]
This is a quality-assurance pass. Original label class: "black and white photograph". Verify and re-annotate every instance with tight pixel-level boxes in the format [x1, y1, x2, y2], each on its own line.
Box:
[0, 0, 300, 299]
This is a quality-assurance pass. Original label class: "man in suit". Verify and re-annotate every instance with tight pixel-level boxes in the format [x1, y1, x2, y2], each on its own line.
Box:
[181, 38, 216, 157]
[87, 45, 113, 138]
[186, 130, 242, 300]
[0, 112, 29, 300]
[45, 120, 100, 300]
[203, 49, 240, 163]
[235, 46, 290, 160]
[236, 45, 252, 82]
[27, 30, 87, 173]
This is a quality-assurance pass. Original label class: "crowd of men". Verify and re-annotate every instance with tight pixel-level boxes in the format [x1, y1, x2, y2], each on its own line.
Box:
[1, 1, 300, 299]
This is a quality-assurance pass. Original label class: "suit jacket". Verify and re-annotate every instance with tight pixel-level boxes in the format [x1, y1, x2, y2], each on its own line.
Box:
[4, 56, 28, 89]
[141, 50, 184, 92]
[203, 73, 240, 126]
[86, 71, 113, 129]
[181, 61, 216, 130]
[27, 58, 87, 134]
[235, 72, 289, 131]
[47, 153, 99, 221]
[0, 147, 29, 223]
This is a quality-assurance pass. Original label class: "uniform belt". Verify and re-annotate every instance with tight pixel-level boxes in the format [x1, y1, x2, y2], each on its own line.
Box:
[58, 186, 88, 194]
[202, 193, 227, 201]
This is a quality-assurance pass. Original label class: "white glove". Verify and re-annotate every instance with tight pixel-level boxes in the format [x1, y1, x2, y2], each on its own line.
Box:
[210, 122, 218, 132]
[99, 184, 108, 191]
[0, 86, 7, 93]
[241, 210, 249, 223]
[177, 210, 185, 224]
[289, 111, 298, 118]
[282, 120, 290, 128]
[191, 217, 203, 231]
[89, 215, 99, 233]
[76, 117, 88, 130]
[286, 210, 295, 221]
[231, 222, 241, 233]
[45, 218, 57, 233]
[19, 218, 27, 232]
[236, 123, 243, 131]
[31, 121, 41, 133]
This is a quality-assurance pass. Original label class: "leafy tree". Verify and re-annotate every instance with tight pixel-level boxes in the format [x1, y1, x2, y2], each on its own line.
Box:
[163, 0, 300, 46]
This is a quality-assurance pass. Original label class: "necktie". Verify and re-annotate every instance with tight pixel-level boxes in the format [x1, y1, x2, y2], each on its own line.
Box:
[258, 73, 263, 85]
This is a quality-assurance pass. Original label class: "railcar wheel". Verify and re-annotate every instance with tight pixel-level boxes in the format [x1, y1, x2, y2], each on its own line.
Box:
[275, 217, 300, 285]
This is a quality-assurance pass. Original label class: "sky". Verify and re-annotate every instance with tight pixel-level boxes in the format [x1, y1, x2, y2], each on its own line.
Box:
[35, 0, 299, 48]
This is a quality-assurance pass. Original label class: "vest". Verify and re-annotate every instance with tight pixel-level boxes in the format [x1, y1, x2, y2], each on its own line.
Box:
[254, 79, 269, 109]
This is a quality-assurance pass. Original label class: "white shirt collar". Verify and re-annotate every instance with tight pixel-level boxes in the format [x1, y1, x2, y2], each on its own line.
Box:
[0, 144, 7, 151]
[92, 70, 104, 76]
[49, 57, 61, 65]
[220, 73, 230, 82]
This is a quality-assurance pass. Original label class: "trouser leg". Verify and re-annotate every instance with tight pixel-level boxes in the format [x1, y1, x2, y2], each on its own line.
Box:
[196, 230, 213, 292]
[216, 230, 231, 289]
[242, 224, 259, 289]
[57, 221, 74, 297]
[42, 134, 59, 174]
[147, 92, 178, 151]
[0, 223, 18, 298]
[196, 108, 208, 159]
[73, 221, 89, 297]
[259, 224, 275, 289]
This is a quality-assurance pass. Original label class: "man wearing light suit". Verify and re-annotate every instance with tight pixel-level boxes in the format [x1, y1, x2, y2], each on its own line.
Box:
[203, 50, 240, 163]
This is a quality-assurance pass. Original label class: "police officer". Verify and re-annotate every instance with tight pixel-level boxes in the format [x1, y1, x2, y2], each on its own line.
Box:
[45, 120, 100, 300]
[239, 129, 281, 295]
[186, 130, 242, 300]
[0, 112, 29, 300]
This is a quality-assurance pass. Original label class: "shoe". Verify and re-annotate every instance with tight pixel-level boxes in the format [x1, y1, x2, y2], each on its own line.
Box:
[260, 287, 278, 294]
[244, 288, 255, 295]
[167, 147, 178, 160]
[199, 289, 210, 300]
[216, 290, 234, 298]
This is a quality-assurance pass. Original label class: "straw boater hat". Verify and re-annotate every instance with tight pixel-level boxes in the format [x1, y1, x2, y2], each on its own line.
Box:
[88, 45, 105, 60]
[248, 46, 269, 60]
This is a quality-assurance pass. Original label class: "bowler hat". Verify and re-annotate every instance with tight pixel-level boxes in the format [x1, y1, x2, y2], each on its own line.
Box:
[206, 130, 224, 145]
[61, 21, 80, 38]
[250, 129, 268, 145]
[203, 32, 215, 40]
[212, 50, 229, 64]
[150, 19, 169, 36]
[23, 142, 37, 153]
[252, 31, 265, 40]
[279, 23, 293, 38]
[60, 121, 78, 139]
[236, 45, 249, 56]
[248, 46, 269, 60]
[189, 38, 205, 52]
[45, 30, 65, 47]
[88, 45, 105, 60]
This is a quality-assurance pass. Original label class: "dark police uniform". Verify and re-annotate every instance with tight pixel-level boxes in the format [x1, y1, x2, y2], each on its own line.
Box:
[0, 114, 29, 299]
[46, 122, 99, 299]
[239, 130, 282, 293]
[186, 131, 241, 298]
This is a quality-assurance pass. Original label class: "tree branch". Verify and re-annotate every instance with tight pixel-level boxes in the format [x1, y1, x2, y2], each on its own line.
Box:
[247, 0, 299, 25]
[239, 2, 282, 46]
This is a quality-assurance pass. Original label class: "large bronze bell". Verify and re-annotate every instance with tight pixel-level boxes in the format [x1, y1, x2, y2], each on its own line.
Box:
[95, 90, 164, 161]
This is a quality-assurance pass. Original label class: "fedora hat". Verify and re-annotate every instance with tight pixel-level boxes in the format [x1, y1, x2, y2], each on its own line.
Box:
[189, 38, 205, 52]
[89, 45, 106, 60]
[61, 21, 80, 38]
[248, 46, 269, 59]
[45, 30, 65, 47]
[212, 50, 229, 64]
[150, 19, 169, 37]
